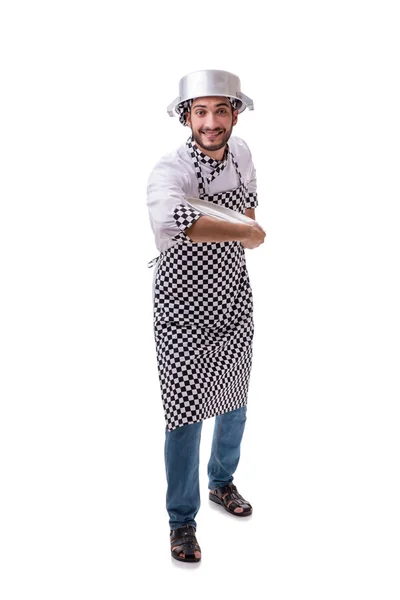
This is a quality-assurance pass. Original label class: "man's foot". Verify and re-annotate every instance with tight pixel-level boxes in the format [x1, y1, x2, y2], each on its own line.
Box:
[170, 524, 201, 562]
[209, 483, 252, 517]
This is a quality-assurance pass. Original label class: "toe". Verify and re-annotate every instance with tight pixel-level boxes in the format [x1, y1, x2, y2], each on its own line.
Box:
[172, 546, 185, 559]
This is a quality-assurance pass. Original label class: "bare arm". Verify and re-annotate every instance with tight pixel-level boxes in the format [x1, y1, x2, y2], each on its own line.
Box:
[245, 208, 256, 220]
[186, 215, 247, 243]
[186, 214, 265, 249]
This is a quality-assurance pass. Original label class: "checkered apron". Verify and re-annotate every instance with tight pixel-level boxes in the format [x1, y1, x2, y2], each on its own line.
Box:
[153, 138, 254, 431]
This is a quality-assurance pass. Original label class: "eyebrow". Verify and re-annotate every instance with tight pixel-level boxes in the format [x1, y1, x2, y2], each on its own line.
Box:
[192, 101, 231, 109]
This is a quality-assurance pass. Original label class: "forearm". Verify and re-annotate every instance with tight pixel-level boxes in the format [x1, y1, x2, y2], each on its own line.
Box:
[185, 215, 248, 243]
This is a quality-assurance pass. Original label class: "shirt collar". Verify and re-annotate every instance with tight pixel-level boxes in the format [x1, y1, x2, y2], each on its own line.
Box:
[186, 137, 230, 170]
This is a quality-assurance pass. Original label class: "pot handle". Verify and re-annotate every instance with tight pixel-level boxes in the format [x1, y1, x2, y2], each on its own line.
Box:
[167, 97, 181, 117]
[239, 92, 254, 111]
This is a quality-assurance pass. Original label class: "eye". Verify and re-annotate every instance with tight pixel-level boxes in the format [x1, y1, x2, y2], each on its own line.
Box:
[217, 108, 228, 114]
[195, 110, 205, 116]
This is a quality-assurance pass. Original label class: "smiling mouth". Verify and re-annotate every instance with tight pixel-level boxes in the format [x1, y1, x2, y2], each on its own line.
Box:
[201, 130, 223, 138]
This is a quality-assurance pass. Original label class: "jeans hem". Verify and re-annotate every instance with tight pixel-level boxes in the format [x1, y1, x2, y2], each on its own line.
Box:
[169, 520, 197, 531]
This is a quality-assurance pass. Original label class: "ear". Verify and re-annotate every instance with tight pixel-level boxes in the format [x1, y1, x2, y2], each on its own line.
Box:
[232, 109, 238, 126]
[185, 111, 191, 127]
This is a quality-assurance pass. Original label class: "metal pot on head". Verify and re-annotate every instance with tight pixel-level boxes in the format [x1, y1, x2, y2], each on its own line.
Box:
[167, 69, 254, 117]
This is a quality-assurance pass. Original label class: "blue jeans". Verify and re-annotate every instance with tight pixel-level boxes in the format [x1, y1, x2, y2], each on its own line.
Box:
[164, 406, 247, 530]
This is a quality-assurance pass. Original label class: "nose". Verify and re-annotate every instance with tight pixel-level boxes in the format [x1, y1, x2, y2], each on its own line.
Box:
[203, 112, 220, 130]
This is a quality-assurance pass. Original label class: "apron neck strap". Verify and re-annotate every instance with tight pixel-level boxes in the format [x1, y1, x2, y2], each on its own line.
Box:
[186, 137, 243, 198]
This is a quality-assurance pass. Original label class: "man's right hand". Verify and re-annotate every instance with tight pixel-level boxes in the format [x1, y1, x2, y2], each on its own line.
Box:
[240, 221, 266, 249]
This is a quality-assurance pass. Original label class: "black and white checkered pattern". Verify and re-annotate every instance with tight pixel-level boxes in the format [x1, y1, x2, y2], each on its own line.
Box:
[173, 204, 202, 230]
[247, 192, 258, 208]
[153, 140, 255, 431]
[186, 137, 256, 208]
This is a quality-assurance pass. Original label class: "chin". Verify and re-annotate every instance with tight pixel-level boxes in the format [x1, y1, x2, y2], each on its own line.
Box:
[196, 133, 230, 153]
[202, 141, 226, 151]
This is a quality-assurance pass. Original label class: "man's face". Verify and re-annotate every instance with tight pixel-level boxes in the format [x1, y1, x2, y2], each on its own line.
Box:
[186, 96, 238, 154]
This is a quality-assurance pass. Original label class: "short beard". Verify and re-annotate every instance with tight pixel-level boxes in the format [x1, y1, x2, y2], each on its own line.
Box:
[192, 121, 234, 153]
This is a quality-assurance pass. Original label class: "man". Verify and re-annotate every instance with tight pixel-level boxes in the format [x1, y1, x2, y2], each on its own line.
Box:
[147, 70, 265, 563]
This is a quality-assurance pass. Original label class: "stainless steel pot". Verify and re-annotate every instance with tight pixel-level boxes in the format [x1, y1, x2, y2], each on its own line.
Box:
[167, 70, 254, 117]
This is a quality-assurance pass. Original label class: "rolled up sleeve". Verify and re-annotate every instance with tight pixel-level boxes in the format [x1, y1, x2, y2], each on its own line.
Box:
[147, 157, 201, 252]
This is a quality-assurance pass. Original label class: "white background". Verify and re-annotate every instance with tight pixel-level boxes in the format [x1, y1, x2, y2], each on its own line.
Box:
[1, 1, 399, 598]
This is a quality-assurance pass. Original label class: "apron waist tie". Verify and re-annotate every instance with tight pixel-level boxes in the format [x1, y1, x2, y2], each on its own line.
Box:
[147, 255, 160, 268]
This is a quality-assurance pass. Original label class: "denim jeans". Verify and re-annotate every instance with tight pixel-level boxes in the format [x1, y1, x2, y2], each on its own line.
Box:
[164, 406, 247, 530]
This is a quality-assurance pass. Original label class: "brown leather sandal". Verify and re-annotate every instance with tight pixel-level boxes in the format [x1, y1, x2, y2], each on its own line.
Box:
[209, 483, 253, 517]
[170, 524, 201, 563]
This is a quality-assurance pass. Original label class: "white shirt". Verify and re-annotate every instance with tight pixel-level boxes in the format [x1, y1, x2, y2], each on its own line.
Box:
[147, 135, 258, 253]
